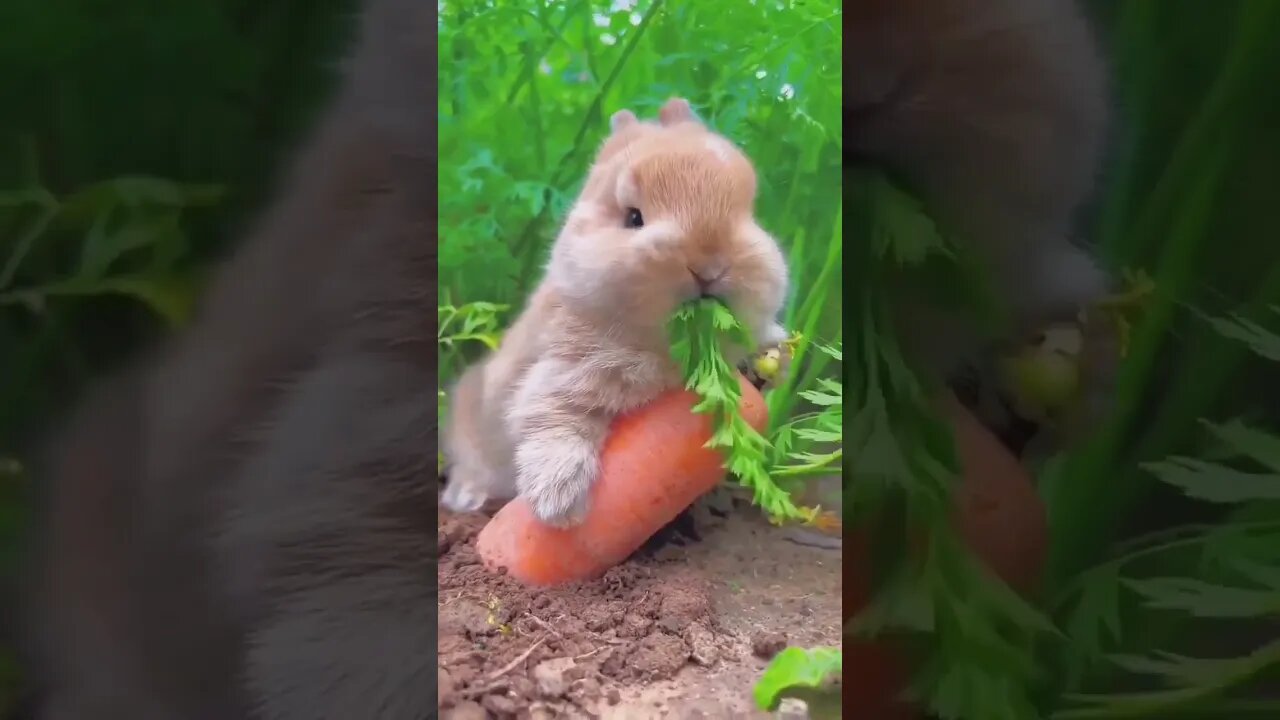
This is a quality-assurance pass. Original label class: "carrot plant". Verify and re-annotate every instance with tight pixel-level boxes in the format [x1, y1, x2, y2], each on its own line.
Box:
[846, 3, 1280, 713]
[666, 298, 830, 524]
[1049, 310, 1280, 718]
[1036, 3, 1280, 717]
[849, 166, 1056, 720]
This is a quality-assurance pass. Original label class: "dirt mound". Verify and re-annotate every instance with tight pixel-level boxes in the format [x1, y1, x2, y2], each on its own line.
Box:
[437, 483, 843, 719]
[438, 510, 734, 717]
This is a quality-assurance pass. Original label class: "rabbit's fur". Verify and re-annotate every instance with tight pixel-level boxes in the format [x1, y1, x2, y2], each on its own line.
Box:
[442, 99, 790, 526]
[849, 0, 1114, 376]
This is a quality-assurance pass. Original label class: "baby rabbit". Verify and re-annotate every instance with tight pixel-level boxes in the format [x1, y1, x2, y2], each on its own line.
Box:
[848, 0, 1114, 378]
[442, 98, 790, 526]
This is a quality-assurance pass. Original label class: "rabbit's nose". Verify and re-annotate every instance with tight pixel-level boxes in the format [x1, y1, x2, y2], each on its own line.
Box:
[689, 266, 727, 296]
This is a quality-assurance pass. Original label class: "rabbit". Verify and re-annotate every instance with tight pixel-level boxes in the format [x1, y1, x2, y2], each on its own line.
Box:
[848, 0, 1116, 382]
[441, 97, 791, 527]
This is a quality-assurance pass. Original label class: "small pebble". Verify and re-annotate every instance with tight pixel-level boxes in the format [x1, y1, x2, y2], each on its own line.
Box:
[776, 697, 810, 720]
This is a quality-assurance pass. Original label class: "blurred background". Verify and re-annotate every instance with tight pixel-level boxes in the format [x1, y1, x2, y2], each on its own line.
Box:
[0, 0, 1278, 717]
[436, 0, 843, 434]
[0, 0, 363, 708]
[1033, 1, 1280, 715]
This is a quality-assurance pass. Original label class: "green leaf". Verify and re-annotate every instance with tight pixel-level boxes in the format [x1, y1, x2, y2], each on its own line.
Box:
[797, 389, 840, 406]
[666, 297, 811, 522]
[0, 199, 58, 289]
[1203, 312, 1280, 361]
[1065, 575, 1124, 660]
[78, 211, 181, 280]
[861, 171, 950, 266]
[814, 342, 842, 361]
[1142, 457, 1280, 503]
[1228, 558, 1280, 591]
[752, 647, 842, 710]
[1108, 651, 1251, 688]
[1202, 419, 1280, 472]
[792, 428, 841, 443]
[1123, 576, 1280, 618]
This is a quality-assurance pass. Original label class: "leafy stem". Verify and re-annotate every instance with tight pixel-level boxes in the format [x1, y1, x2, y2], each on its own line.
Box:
[1052, 638, 1280, 719]
[1052, 519, 1280, 611]
[666, 298, 814, 523]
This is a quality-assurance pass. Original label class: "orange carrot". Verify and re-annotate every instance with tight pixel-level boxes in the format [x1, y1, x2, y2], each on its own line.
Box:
[476, 373, 769, 585]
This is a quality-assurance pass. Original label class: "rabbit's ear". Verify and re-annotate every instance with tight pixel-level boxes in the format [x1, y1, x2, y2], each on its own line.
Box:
[658, 97, 700, 126]
[609, 109, 639, 132]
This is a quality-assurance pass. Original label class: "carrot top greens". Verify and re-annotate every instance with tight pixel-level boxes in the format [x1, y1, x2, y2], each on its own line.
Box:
[666, 298, 817, 524]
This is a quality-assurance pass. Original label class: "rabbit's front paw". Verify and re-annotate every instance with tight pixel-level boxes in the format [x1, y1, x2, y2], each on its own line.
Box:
[514, 435, 597, 527]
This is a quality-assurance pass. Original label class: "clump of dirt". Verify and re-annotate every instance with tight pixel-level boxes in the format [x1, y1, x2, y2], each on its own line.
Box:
[437, 482, 844, 719]
[438, 509, 734, 718]
[751, 631, 789, 660]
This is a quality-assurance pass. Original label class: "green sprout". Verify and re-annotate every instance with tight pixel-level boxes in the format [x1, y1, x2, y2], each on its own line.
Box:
[753, 646, 843, 711]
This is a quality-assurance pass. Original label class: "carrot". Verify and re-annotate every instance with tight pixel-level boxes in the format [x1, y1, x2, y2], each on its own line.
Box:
[476, 373, 769, 586]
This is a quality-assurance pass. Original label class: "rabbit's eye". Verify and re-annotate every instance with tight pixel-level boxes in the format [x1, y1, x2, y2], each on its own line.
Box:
[624, 207, 644, 229]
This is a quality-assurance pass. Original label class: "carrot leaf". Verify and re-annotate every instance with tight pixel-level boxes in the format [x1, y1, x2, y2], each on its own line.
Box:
[666, 298, 815, 523]
[850, 166, 1053, 718]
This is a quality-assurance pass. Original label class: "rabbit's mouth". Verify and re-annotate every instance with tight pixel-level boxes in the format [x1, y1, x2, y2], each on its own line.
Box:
[687, 265, 728, 300]
[686, 285, 724, 304]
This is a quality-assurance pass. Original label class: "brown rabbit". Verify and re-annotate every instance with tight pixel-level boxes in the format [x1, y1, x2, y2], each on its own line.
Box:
[442, 98, 791, 526]
[849, 0, 1114, 377]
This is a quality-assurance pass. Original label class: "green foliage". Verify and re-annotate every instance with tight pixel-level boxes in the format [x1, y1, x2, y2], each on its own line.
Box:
[438, 300, 508, 372]
[1017, 4, 1280, 718]
[753, 646, 842, 711]
[768, 340, 843, 481]
[436, 299, 509, 434]
[1, 177, 222, 326]
[437, 0, 841, 329]
[1049, 314, 1280, 719]
[848, 167, 1059, 719]
[0, 1, 359, 455]
[1049, 0, 1280, 589]
[666, 299, 813, 523]
[0, 175, 222, 452]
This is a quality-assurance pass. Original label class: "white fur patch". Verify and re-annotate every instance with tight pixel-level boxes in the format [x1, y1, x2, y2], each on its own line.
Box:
[441, 477, 489, 512]
[761, 322, 789, 347]
[1031, 242, 1109, 316]
[704, 136, 735, 163]
[615, 171, 639, 209]
[631, 220, 681, 258]
[697, 259, 728, 281]
[566, 199, 608, 228]
[514, 433, 596, 527]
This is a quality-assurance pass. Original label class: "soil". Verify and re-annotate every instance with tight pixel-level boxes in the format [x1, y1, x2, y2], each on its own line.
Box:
[437, 489, 843, 719]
